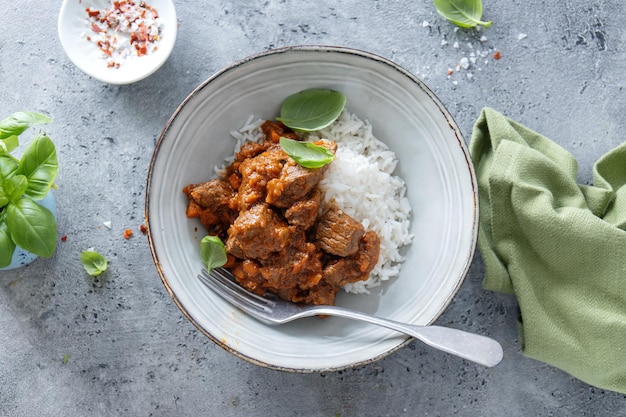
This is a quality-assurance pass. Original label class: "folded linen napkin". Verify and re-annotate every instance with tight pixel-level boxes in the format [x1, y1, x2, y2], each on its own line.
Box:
[470, 107, 626, 394]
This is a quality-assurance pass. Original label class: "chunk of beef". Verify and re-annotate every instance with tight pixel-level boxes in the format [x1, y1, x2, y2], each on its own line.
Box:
[226, 141, 272, 191]
[284, 188, 321, 229]
[188, 179, 235, 210]
[226, 203, 292, 260]
[183, 179, 237, 235]
[322, 231, 381, 287]
[265, 162, 324, 208]
[232, 260, 337, 306]
[237, 144, 286, 210]
[227, 229, 324, 299]
[255, 228, 323, 290]
[274, 279, 340, 306]
[265, 140, 337, 208]
[235, 141, 271, 161]
[315, 205, 365, 257]
[260, 120, 299, 143]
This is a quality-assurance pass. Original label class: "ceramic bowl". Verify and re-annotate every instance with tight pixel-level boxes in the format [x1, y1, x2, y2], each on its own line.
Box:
[57, 0, 177, 85]
[146, 46, 478, 372]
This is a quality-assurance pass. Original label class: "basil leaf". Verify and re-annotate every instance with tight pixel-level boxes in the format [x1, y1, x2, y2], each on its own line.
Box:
[4, 175, 28, 201]
[0, 154, 18, 180]
[6, 198, 57, 258]
[277, 89, 346, 132]
[279, 137, 335, 169]
[200, 235, 227, 273]
[17, 133, 58, 200]
[0, 174, 8, 208]
[0, 153, 18, 208]
[80, 250, 108, 276]
[433, 0, 492, 28]
[0, 135, 19, 154]
[0, 188, 8, 208]
[0, 221, 16, 268]
[0, 112, 52, 140]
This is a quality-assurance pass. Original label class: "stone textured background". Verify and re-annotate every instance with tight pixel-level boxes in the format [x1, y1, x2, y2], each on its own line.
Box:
[1, 0, 625, 416]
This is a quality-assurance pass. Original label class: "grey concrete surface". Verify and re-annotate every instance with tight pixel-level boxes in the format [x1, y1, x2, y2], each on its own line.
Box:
[2, 0, 626, 416]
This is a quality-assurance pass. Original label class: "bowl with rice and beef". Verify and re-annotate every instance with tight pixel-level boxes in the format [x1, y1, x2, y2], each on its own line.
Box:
[145, 45, 478, 372]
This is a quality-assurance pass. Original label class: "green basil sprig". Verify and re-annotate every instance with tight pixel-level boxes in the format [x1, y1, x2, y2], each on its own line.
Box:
[433, 0, 492, 28]
[200, 235, 227, 273]
[0, 222, 14, 267]
[0, 112, 58, 267]
[277, 89, 346, 132]
[18, 132, 58, 200]
[279, 137, 335, 169]
[80, 250, 108, 277]
[0, 112, 51, 140]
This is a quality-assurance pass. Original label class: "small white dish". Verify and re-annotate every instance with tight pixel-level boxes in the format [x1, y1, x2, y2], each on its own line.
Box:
[146, 46, 479, 372]
[58, 0, 177, 85]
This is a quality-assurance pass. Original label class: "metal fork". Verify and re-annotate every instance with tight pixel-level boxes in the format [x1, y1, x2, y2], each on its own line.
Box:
[198, 268, 504, 367]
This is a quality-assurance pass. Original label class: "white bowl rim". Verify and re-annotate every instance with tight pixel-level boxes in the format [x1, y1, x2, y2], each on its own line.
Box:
[145, 44, 479, 372]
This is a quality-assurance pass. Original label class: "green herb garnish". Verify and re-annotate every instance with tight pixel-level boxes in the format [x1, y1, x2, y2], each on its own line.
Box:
[0, 222, 14, 267]
[277, 89, 346, 132]
[0, 112, 52, 140]
[80, 250, 108, 276]
[6, 198, 57, 259]
[279, 137, 335, 169]
[200, 235, 227, 273]
[0, 112, 58, 267]
[433, 0, 492, 28]
[18, 132, 59, 200]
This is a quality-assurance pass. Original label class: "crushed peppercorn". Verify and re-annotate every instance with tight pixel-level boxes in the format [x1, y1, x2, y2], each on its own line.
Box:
[84, 0, 162, 69]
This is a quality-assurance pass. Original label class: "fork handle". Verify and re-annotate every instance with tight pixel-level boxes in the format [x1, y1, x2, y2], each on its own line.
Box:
[311, 306, 503, 367]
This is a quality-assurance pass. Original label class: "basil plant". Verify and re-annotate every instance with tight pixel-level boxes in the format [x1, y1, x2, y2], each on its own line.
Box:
[0, 112, 58, 268]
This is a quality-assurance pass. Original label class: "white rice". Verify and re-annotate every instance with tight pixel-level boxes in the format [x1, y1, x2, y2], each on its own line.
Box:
[226, 110, 414, 294]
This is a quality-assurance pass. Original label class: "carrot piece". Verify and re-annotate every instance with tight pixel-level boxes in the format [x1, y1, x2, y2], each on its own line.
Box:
[186, 200, 203, 218]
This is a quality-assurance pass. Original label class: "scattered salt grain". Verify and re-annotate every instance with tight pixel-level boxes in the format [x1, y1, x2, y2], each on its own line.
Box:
[425, 17, 499, 83]
[518, 33, 528, 40]
[103, 221, 112, 229]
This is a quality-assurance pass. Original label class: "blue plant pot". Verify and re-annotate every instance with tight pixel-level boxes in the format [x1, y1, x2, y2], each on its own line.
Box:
[0, 192, 57, 270]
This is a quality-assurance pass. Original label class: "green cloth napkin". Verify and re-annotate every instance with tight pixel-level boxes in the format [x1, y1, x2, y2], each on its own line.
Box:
[470, 107, 626, 394]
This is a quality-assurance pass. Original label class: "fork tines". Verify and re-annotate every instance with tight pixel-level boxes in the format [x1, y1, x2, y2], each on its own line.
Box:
[199, 268, 273, 313]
